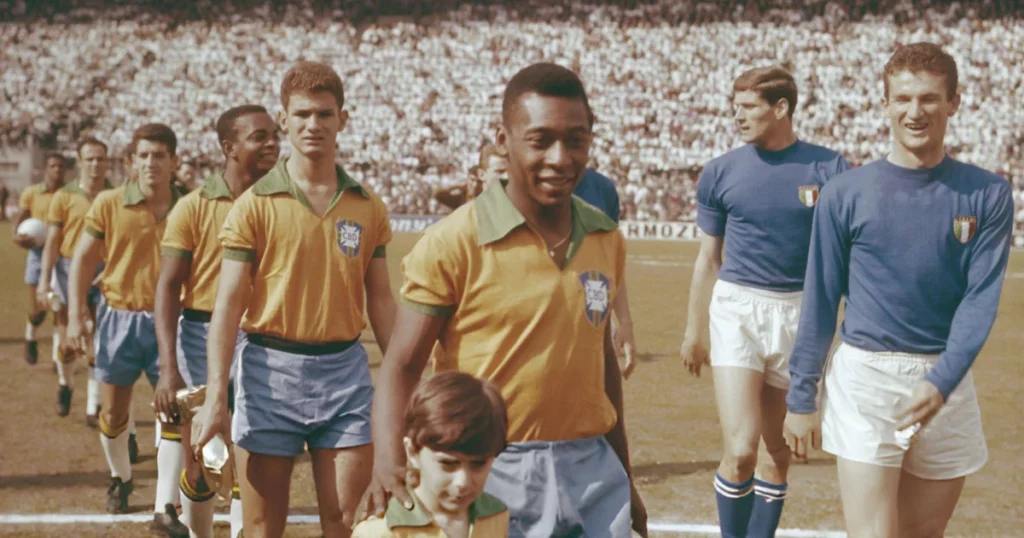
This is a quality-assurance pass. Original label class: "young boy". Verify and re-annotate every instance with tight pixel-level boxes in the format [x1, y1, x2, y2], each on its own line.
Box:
[353, 371, 509, 538]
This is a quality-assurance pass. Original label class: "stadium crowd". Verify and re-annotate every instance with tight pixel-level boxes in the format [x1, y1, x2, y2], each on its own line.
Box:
[1, 0, 1022, 226]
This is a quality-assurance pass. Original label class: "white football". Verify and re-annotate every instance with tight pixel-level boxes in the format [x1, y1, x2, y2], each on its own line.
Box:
[16, 217, 48, 249]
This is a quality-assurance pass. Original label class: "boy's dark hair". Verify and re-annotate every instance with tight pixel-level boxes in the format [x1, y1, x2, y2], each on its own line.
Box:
[76, 137, 108, 156]
[406, 371, 508, 457]
[883, 42, 959, 100]
[501, 62, 593, 127]
[280, 61, 345, 110]
[130, 123, 178, 156]
[732, 66, 799, 117]
[216, 105, 269, 146]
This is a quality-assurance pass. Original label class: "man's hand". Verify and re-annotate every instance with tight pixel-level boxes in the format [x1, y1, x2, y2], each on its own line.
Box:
[630, 481, 648, 537]
[191, 397, 231, 460]
[36, 282, 52, 311]
[65, 314, 89, 353]
[615, 320, 637, 380]
[363, 452, 414, 520]
[680, 338, 710, 377]
[896, 380, 945, 431]
[13, 234, 34, 249]
[783, 411, 821, 463]
[153, 369, 185, 424]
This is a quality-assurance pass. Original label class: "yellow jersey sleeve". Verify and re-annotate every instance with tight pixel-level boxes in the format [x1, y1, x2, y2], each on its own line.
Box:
[18, 187, 33, 212]
[84, 191, 113, 239]
[399, 230, 460, 318]
[161, 195, 197, 260]
[219, 193, 258, 263]
[46, 191, 67, 227]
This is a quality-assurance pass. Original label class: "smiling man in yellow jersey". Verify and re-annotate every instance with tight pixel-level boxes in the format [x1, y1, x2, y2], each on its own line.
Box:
[66, 123, 189, 537]
[13, 153, 65, 364]
[153, 105, 280, 538]
[368, 63, 648, 538]
[192, 61, 396, 538]
[37, 138, 113, 420]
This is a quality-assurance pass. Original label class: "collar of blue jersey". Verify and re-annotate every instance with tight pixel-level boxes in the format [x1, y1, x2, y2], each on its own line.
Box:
[251, 159, 369, 203]
[122, 180, 185, 207]
[474, 179, 618, 246]
[199, 173, 234, 200]
[63, 179, 114, 196]
[384, 488, 506, 528]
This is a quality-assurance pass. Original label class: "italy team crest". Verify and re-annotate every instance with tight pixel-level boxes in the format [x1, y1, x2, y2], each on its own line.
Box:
[578, 270, 611, 328]
[798, 185, 819, 208]
[336, 220, 363, 257]
[953, 216, 977, 244]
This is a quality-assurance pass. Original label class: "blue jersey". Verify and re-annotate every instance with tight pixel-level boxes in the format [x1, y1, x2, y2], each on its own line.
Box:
[696, 141, 850, 292]
[787, 157, 1014, 414]
[575, 169, 620, 223]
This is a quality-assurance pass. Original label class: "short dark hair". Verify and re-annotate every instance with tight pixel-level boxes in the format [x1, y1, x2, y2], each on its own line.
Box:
[216, 105, 270, 146]
[76, 137, 108, 157]
[280, 61, 345, 110]
[732, 66, 798, 117]
[44, 153, 65, 166]
[130, 123, 178, 156]
[884, 42, 959, 100]
[501, 62, 593, 127]
[405, 371, 508, 458]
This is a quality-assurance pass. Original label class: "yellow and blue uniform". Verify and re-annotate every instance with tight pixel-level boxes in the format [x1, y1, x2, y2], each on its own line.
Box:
[20, 182, 62, 286]
[47, 180, 113, 306]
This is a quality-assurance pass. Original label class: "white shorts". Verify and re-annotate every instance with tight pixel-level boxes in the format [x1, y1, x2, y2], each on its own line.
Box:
[708, 279, 802, 390]
[821, 342, 988, 480]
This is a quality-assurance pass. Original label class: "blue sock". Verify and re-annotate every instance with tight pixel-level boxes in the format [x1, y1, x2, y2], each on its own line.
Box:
[747, 478, 788, 538]
[714, 473, 755, 538]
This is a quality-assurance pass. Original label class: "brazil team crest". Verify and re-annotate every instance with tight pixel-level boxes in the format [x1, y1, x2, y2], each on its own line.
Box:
[798, 185, 819, 208]
[336, 220, 363, 257]
[953, 216, 977, 244]
[578, 270, 611, 328]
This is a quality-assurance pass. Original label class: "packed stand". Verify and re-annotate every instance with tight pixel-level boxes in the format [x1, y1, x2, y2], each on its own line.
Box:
[1, 0, 1022, 226]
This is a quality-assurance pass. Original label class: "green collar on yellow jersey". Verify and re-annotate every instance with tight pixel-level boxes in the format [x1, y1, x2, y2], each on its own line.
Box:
[199, 174, 234, 200]
[251, 159, 369, 211]
[384, 489, 506, 529]
[122, 180, 185, 207]
[475, 180, 619, 249]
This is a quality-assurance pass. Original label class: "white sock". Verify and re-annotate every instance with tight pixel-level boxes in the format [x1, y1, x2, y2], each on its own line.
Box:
[154, 438, 184, 512]
[182, 492, 216, 538]
[230, 496, 244, 538]
[100, 427, 132, 480]
[52, 332, 61, 364]
[56, 358, 74, 390]
[25, 320, 36, 341]
[86, 369, 99, 415]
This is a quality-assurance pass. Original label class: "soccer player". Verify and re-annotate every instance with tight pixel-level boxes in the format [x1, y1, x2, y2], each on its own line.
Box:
[37, 138, 112, 419]
[176, 160, 199, 191]
[785, 43, 1014, 538]
[192, 61, 396, 538]
[13, 153, 65, 364]
[432, 145, 506, 210]
[66, 123, 189, 537]
[679, 66, 849, 538]
[368, 62, 648, 538]
[154, 104, 280, 538]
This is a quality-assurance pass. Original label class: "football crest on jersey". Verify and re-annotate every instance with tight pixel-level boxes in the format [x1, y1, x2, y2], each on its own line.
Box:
[798, 185, 819, 208]
[579, 270, 611, 328]
[953, 216, 977, 244]
[336, 220, 363, 257]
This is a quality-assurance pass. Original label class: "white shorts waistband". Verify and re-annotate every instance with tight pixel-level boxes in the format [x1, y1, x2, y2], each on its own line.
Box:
[713, 279, 803, 306]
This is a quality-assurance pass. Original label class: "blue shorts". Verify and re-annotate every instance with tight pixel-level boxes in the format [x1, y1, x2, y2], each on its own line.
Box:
[232, 336, 373, 457]
[93, 300, 159, 387]
[484, 436, 631, 538]
[51, 257, 102, 307]
[24, 248, 42, 286]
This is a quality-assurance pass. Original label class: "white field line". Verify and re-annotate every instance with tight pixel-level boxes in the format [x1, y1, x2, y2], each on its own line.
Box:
[0, 513, 849, 536]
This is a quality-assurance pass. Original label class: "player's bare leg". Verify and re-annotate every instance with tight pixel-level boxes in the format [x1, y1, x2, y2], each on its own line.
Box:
[237, 446, 294, 538]
[179, 424, 216, 538]
[896, 471, 966, 537]
[311, 445, 373, 538]
[99, 383, 137, 513]
[85, 303, 101, 427]
[712, 366, 764, 537]
[24, 285, 45, 364]
[836, 458, 901, 537]
[53, 308, 74, 416]
[747, 384, 791, 536]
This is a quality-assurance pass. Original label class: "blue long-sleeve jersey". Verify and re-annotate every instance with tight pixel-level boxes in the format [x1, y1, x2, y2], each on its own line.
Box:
[787, 156, 1014, 414]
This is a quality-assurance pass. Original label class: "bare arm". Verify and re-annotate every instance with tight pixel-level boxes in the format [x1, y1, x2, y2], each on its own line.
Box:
[153, 255, 191, 419]
[67, 233, 104, 349]
[602, 324, 631, 476]
[37, 223, 63, 299]
[682, 233, 724, 343]
[364, 257, 397, 356]
[206, 258, 251, 406]
[368, 305, 447, 514]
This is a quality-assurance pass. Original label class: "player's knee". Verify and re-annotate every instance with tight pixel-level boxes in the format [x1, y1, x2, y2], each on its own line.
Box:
[721, 442, 759, 476]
